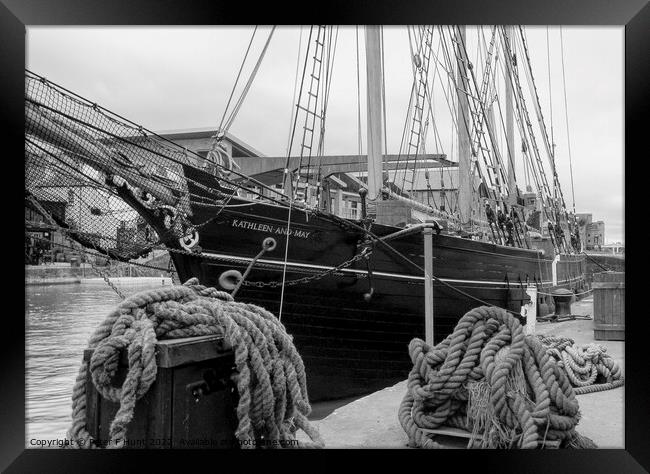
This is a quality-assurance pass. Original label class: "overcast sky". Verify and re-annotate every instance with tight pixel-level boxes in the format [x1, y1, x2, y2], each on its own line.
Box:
[26, 26, 624, 244]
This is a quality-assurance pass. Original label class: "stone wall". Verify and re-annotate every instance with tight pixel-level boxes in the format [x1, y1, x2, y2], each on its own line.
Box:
[25, 265, 84, 285]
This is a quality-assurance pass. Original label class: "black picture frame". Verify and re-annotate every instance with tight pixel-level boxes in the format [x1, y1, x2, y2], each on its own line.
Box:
[3, 0, 647, 471]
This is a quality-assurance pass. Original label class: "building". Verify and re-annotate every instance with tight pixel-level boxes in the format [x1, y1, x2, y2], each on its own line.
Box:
[155, 127, 265, 172]
[392, 167, 459, 214]
[587, 221, 605, 250]
[25, 199, 80, 264]
[576, 213, 605, 250]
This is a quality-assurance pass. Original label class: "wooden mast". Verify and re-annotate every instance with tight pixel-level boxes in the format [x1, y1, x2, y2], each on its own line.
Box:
[364, 25, 384, 202]
[455, 26, 472, 224]
[505, 26, 517, 203]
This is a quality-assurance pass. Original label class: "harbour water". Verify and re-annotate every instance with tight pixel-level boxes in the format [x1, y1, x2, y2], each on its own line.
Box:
[25, 280, 349, 447]
[25, 280, 174, 446]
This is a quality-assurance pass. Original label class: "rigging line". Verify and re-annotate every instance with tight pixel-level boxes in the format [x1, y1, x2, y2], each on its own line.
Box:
[277, 201, 293, 322]
[444, 26, 496, 217]
[338, 217, 526, 317]
[490, 35, 518, 193]
[26, 70, 262, 192]
[26, 76, 289, 207]
[400, 25, 419, 192]
[314, 26, 340, 208]
[216, 26, 258, 136]
[316, 26, 340, 158]
[517, 27, 566, 212]
[286, 26, 304, 156]
[499, 28, 555, 224]
[407, 26, 435, 193]
[456, 24, 510, 201]
[222, 26, 277, 133]
[396, 81, 416, 189]
[546, 26, 555, 172]
[559, 26, 576, 213]
[516, 30, 570, 252]
[278, 25, 319, 319]
[26, 98, 285, 203]
[411, 27, 438, 194]
[28, 138, 231, 244]
[283, 26, 315, 193]
[301, 26, 327, 194]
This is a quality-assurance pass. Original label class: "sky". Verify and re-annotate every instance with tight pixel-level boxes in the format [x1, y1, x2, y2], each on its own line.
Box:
[26, 26, 624, 244]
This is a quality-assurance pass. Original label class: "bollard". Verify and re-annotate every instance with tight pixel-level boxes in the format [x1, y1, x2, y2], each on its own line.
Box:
[551, 288, 575, 318]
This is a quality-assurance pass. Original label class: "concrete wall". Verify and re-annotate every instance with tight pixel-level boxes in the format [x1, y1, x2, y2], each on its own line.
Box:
[25, 265, 85, 285]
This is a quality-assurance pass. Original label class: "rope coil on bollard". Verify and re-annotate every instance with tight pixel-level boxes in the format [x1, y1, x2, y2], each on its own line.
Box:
[538, 335, 624, 395]
[66, 278, 324, 449]
[398, 306, 597, 449]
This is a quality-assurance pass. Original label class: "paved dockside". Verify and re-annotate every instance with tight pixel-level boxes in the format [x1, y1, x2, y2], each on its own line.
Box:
[299, 296, 624, 449]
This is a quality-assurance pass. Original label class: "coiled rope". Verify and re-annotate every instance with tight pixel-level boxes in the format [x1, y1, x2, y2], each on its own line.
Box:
[398, 306, 596, 449]
[66, 278, 324, 449]
[538, 335, 624, 395]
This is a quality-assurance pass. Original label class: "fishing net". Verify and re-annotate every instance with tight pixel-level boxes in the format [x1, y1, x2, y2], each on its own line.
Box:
[25, 70, 246, 263]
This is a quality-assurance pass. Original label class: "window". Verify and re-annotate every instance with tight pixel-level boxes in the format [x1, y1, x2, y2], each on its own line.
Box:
[341, 200, 359, 219]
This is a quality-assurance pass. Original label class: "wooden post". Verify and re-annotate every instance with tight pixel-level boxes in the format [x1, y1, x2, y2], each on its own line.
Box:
[505, 26, 517, 202]
[455, 25, 472, 224]
[364, 25, 385, 202]
[423, 223, 435, 345]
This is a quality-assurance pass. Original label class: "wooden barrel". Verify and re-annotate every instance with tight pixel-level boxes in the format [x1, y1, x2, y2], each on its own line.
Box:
[592, 272, 625, 341]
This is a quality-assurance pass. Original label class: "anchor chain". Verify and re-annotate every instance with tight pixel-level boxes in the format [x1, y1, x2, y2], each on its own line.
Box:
[241, 248, 372, 289]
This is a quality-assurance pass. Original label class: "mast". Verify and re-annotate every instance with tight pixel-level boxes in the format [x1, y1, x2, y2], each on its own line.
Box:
[364, 25, 384, 202]
[505, 26, 517, 201]
[455, 26, 472, 224]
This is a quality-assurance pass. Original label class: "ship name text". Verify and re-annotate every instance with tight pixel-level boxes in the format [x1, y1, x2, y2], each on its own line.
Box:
[231, 219, 312, 239]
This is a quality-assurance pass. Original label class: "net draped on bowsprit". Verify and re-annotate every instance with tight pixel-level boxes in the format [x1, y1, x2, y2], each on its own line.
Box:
[24, 70, 241, 263]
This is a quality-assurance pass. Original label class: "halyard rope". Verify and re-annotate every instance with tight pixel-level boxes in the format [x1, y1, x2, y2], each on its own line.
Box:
[399, 306, 597, 449]
[66, 278, 324, 449]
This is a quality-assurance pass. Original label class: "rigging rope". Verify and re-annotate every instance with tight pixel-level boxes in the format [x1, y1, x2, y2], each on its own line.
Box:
[67, 278, 324, 449]
[216, 26, 259, 137]
[546, 26, 555, 174]
[218, 26, 276, 138]
[399, 305, 597, 449]
[559, 27, 577, 214]
[285, 26, 304, 157]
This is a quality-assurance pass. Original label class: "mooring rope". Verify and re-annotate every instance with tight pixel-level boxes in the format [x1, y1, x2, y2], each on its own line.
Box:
[538, 335, 624, 395]
[66, 278, 324, 449]
[398, 306, 597, 449]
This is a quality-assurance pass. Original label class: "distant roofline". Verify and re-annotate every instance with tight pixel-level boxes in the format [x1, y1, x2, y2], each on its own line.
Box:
[154, 127, 266, 158]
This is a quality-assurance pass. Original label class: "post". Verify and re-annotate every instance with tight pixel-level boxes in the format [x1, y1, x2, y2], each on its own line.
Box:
[552, 254, 560, 286]
[523, 284, 537, 335]
[455, 25, 472, 224]
[364, 25, 385, 202]
[505, 26, 517, 201]
[423, 223, 435, 345]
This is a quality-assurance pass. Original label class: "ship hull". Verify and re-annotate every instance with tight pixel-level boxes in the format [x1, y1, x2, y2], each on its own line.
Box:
[169, 183, 585, 401]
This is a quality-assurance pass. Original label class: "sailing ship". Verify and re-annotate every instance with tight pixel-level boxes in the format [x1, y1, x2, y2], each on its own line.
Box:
[25, 25, 586, 401]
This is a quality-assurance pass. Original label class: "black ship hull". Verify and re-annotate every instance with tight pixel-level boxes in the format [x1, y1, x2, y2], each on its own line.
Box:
[169, 175, 586, 401]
